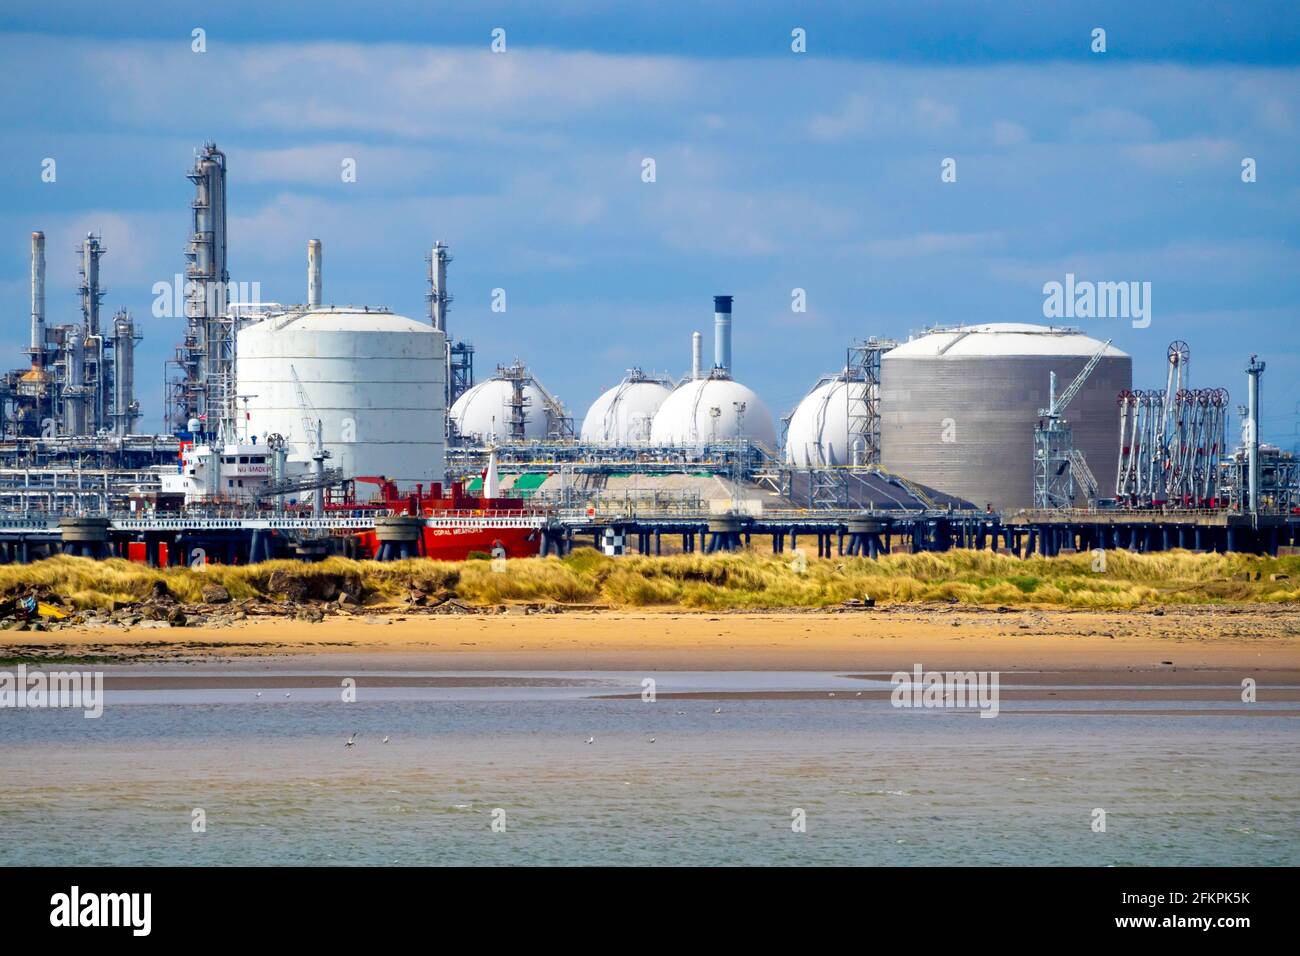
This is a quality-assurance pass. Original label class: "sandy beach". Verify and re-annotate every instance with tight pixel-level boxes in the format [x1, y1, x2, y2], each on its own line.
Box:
[5, 604, 1298, 687]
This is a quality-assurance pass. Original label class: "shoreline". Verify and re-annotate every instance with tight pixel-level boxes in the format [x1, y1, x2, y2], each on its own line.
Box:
[3, 604, 1297, 679]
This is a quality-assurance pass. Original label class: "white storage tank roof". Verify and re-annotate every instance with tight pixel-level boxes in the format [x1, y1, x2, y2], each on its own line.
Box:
[887, 322, 1128, 359]
[451, 377, 553, 441]
[580, 375, 672, 444]
[236, 306, 446, 488]
[650, 378, 777, 449]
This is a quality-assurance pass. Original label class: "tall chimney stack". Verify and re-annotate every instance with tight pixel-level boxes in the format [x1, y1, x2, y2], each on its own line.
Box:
[713, 295, 733, 376]
[691, 331, 703, 380]
[429, 241, 450, 332]
[30, 231, 45, 361]
[307, 238, 322, 307]
[1247, 356, 1265, 516]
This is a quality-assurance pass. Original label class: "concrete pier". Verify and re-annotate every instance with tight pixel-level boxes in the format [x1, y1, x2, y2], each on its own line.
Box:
[0, 506, 1292, 566]
[59, 517, 111, 559]
[373, 515, 425, 561]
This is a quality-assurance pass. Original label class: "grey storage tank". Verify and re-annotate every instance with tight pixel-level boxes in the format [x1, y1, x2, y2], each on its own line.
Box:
[880, 323, 1131, 512]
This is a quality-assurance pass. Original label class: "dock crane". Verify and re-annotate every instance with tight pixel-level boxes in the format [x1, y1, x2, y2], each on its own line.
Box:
[1033, 340, 1111, 509]
[291, 365, 331, 517]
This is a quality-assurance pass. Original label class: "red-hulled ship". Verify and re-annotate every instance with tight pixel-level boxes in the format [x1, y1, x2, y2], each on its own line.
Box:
[349, 448, 548, 560]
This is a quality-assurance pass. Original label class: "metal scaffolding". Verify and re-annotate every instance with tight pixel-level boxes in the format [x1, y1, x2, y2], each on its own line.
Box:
[845, 337, 895, 466]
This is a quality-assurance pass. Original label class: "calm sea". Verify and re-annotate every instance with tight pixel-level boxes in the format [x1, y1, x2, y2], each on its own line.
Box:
[1, 670, 1296, 866]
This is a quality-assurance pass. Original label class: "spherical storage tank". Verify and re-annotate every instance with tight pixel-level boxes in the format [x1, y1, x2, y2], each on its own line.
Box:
[650, 378, 777, 448]
[879, 323, 1130, 511]
[237, 307, 446, 487]
[785, 377, 873, 467]
[451, 377, 553, 441]
[580, 374, 672, 443]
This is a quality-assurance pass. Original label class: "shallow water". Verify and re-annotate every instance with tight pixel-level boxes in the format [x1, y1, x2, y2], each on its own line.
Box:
[1, 670, 1296, 866]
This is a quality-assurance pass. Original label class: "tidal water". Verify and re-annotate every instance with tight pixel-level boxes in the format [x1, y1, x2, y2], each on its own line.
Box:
[1, 671, 1296, 866]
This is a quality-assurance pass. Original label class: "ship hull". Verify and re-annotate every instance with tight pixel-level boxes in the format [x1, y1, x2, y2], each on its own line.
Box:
[355, 519, 544, 561]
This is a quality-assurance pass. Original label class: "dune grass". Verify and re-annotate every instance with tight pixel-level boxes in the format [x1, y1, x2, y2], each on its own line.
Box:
[2, 547, 1298, 612]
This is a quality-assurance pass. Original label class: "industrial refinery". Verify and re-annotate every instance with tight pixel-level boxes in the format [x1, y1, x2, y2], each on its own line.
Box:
[1, 141, 1296, 564]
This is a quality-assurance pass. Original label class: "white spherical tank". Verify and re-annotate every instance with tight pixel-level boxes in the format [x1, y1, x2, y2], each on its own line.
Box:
[650, 378, 777, 448]
[451, 378, 552, 441]
[236, 307, 446, 488]
[581, 377, 672, 443]
[785, 377, 872, 467]
[880, 322, 1131, 511]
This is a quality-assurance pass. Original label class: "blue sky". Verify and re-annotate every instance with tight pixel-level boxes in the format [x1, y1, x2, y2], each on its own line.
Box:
[1, 1, 1297, 444]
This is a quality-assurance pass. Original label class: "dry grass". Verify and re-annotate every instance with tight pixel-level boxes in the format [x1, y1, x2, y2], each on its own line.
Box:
[3, 547, 1298, 611]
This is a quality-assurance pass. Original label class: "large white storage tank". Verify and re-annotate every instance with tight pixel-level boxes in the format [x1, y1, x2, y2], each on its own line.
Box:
[879, 322, 1130, 511]
[581, 372, 672, 444]
[451, 377, 553, 441]
[236, 306, 446, 488]
[650, 378, 777, 448]
[785, 376, 872, 467]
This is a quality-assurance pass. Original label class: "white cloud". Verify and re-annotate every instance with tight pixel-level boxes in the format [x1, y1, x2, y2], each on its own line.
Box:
[859, 232, 1004, 258]
[645, 187, 857, 257]
[914, 96, 957, 128]
[240, 144, 443, 186]
[77, 40, 700, 142]
[808, 94, 871, 141]
[988, 237, 1300, 286]
[1122, 136, 1239, 170]
[991, 120, 1029, 147]
[1068, 107, 1158, 142]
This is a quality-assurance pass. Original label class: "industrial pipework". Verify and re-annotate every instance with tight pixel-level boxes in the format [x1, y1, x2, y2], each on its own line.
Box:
[79, 233, 105, 338]
[63, 325, 86, 435]
[177, 142, 229, 435]
[112, 310, 139, 436]
[713, 295, 733, 376]
[691, 331, 703, 380]
[307, 239, 322, 308]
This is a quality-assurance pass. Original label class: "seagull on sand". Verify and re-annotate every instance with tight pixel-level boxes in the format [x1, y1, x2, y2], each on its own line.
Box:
[345, 731, 358, 748]
[648, 737, 656, 744]
[284, 692, 292, 699]
[382, 736, 390, 744]
[585, 736, 595, 745]
[713, 707, 722, 715]
[254, 692, 261, 698]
